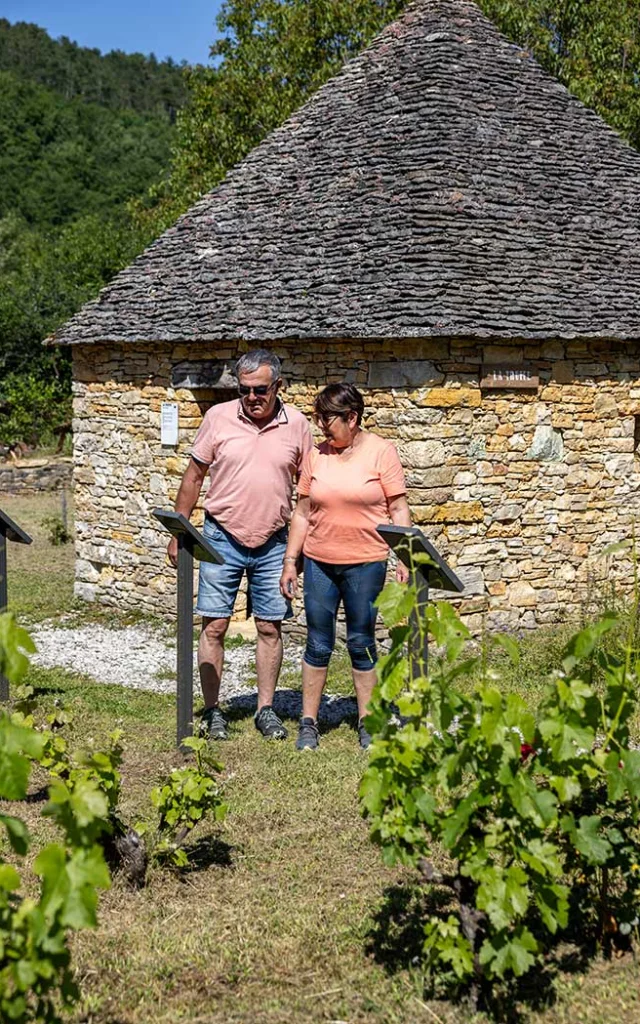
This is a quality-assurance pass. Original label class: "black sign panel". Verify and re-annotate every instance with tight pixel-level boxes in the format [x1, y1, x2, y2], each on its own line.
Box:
[152, 510, 224, 565]
[376, 524, 463, 593]
[0, 509, 32, 545]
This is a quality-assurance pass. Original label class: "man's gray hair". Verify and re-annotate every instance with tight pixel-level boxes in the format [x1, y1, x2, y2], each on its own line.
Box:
[235, 350, 282, 382]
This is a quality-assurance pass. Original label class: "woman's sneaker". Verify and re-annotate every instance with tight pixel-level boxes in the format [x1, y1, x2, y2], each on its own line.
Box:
[296, 717, 319, 751]
[201, 705, 229, 741]
[254, 705, 288, 740]
[357, 718, 372, 750]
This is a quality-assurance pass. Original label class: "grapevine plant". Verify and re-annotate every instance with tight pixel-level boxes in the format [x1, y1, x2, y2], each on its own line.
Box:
[137, 736, 227, 868]
[0, 612, 112, 1023]
[360, 583, 640, 999]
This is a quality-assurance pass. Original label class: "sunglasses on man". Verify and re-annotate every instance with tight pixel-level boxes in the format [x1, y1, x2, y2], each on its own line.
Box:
[237, 382, 278, 397]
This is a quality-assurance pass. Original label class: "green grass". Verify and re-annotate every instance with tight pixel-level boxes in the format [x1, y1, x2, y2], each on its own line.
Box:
[3, 491, 76, 622]
[2, 493, 640, 1022]
[8, 662, 640, 1024]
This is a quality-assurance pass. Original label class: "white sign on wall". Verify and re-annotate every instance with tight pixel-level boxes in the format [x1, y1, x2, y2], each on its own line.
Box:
[160, 402, 179, 446]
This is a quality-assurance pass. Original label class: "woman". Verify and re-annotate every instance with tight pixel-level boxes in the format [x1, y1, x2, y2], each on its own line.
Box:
[279, 383, 411, 751]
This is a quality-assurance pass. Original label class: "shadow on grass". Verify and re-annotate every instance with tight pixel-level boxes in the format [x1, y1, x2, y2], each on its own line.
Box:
[367, 882, 601, 1023]
[219, 687, 359, 733]
[183, 833, 235, 872]
[367, 884, 450, 973]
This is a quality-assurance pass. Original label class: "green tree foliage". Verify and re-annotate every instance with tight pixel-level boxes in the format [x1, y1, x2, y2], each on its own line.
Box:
[481, 0, 640, 146]
[0, 18, 187, 117]
[0, 72, 175, 228]
[0, 23, 177, 444]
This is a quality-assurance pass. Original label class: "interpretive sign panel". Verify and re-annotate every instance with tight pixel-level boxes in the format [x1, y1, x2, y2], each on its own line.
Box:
[153, 509, 224, 746]
[377, 524, 464, 681]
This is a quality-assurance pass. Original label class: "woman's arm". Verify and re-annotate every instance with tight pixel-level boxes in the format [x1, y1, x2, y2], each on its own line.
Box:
[387, 493, 412, 583]
[279, 496, 311, 598]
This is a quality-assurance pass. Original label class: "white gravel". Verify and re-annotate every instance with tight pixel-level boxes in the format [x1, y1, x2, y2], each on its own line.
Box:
[30, 623, 358, 725]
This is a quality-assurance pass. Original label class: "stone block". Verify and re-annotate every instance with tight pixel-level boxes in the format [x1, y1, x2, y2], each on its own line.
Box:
[508, 581, 537, 607]
[594, 393, 618, 418]
[76, 559, 101, 584]
[455, 564, 484, 595]
[420, 387, 481, 408]
[367, 360, 444, 388]
[552, 361, 575, 384]
[482, 345, 524, 365]
[492, 503, 523, 523]
[486, 521, 522, 538]
[399, 440, 446, 468]
[528, 424, 564, 461]
[413, 501, 484, 524]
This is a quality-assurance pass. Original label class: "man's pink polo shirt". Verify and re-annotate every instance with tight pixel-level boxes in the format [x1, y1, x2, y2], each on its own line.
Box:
[191, 399, 313, 548]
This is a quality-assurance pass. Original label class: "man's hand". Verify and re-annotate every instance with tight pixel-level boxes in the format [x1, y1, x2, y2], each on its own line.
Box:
[279, 563, 298, 599]
[167, 536, 178, 567]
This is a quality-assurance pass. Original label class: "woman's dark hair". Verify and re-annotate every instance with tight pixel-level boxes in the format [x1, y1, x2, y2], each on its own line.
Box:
[314, 383, 365, 426]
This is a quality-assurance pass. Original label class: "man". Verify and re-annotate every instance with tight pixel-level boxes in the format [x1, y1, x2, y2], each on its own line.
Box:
[168, 350, 313, 741]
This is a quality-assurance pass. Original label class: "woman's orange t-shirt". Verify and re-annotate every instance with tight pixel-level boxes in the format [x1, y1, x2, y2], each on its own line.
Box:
[297, 432, 406, 565]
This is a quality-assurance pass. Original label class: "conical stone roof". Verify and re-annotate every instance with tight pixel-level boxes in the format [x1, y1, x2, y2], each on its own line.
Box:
[52, 0, 640, 345]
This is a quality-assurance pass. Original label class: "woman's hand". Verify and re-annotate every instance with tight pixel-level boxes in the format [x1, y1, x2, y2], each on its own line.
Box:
[280, 562, 299, 599]
[395, 561, 410, 585]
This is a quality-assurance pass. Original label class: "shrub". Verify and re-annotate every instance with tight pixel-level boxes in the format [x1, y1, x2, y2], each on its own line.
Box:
[0, 612, 111, 1023]
[0, 371, 71, 449]
[360, 584, 640, 1001]
[40, 514, 70, 547]
[137, 736, 227, 868]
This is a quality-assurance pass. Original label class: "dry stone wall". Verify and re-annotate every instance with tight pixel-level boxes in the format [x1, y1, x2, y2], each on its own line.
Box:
[71, 338, 640, 633]
[0, 459, 73, 494]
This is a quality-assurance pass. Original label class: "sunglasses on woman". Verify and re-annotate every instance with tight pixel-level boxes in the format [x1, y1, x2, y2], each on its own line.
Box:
[313, 412, 351, 426]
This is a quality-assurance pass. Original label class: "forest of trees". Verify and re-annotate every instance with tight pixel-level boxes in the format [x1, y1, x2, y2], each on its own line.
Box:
[0, 19, 186, 116]
[3, 0, 640, 447]
[0, 22, 187, 446]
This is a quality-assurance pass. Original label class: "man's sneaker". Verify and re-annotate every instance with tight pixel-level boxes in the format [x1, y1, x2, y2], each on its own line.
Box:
[358, 718, 372, 750]
[254, 705, 288, 740]
[296, 717, 319, 751]
[200, 705, 229, 741]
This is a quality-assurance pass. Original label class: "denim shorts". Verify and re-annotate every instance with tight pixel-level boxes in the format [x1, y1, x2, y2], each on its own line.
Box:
[196, 516, 293, 621]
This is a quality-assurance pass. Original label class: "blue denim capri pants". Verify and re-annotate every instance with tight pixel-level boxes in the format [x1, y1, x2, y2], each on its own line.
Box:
[303, 557, 387, 671]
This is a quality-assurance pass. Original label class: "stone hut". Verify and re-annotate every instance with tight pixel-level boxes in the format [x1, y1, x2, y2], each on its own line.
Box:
[51, 0, 640, 633]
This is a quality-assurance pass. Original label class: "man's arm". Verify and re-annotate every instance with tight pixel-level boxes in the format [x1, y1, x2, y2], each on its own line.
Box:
[167, 457, 209, 567]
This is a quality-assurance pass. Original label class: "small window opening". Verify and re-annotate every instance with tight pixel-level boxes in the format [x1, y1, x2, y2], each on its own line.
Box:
[635, 417, 640, 461]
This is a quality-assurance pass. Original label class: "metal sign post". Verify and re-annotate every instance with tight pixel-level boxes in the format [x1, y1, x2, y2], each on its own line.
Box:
[0, 509, 33, 701]
[153, 510, 224, 748]
[376, 525, 464, 680]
